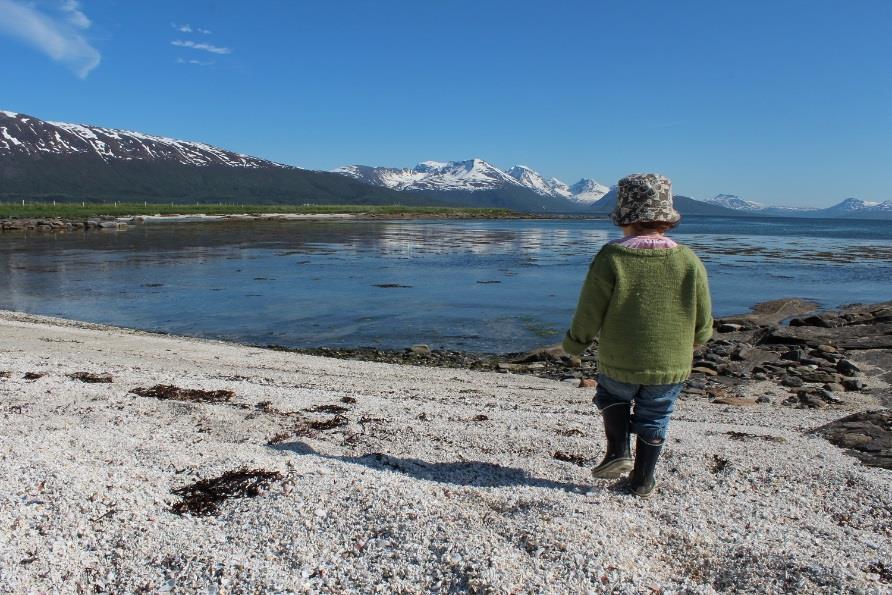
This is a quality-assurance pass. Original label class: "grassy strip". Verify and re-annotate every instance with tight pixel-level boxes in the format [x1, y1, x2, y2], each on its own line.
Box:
[0, 203, 515, 219]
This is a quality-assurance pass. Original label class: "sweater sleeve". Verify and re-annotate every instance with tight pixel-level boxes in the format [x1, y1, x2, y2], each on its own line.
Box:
[693, 255, 714, 345]
[562, 251, 615, 356]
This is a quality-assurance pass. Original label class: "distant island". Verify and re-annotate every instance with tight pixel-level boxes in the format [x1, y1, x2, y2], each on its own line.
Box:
[2, 110, 889, 220]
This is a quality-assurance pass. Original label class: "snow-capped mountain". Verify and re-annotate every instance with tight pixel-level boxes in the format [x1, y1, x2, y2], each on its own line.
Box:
[334, 159, 609, 204]
[822, 197, 892, 214]
[568, 178, 611, 204]
[701, 194, 765, 211]
[506, 165, 571, 198]
[334, 159, 521, 193]
[699, 193, 891, 219]
[0, 109, 287, 169]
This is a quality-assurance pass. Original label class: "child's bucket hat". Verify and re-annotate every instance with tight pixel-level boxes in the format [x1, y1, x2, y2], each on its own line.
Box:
[610, 173, 681, 226]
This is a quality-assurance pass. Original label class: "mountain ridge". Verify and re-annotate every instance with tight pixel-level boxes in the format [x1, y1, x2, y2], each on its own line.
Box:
[699, 193, 892, 220]
[334, 159, 609, 207]
[0, 110, 430, 205]
[2, 110, 888, 218]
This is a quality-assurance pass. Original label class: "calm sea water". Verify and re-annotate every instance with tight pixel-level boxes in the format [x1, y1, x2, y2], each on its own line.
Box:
[1, 216, 890, 353]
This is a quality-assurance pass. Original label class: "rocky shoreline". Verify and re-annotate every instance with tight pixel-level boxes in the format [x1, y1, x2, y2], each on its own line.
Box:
[1, 215, 130, 231]
[284, 298, 892, 468]
[0, 211, 599, 232]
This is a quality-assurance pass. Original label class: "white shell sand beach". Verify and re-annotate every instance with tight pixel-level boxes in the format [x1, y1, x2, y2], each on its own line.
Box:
[0, 310, 889, 593]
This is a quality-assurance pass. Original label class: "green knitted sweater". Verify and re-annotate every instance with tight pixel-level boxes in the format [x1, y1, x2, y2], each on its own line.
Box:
[562, 243, 713, 384]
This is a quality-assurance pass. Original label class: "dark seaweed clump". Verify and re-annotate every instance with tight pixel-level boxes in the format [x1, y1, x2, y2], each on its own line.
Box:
[131, 384, 235, 404]
[68, 372, 113, 383]
[553, 451, 587, 466]
[171, 468, 283, 516]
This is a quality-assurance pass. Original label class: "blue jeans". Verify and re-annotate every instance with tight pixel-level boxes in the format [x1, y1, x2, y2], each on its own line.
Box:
[594, 373, 684, 442]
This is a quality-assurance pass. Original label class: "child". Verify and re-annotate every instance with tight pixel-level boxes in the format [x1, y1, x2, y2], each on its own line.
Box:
[562, 173, 713, 498]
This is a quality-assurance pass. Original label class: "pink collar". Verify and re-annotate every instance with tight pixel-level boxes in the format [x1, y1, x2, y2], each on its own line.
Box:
[609, 235, 678, 249]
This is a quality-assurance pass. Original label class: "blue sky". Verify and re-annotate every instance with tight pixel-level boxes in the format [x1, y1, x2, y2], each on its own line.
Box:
[1, 0, 890, 207]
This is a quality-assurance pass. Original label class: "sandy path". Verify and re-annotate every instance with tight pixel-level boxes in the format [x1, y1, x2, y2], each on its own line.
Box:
[0, 310, 889, 593]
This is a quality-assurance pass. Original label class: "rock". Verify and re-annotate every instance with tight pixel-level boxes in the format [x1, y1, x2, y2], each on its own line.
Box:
[789, 315, 840, 328]
[842, 335, 892, 350]
[824, 383, 846, 394]
[798, 356, 824, 367]
[734, 347, 780, 367]
[760, 323, 892, 349]
[752, 372, 768, 381]
[836, 359, 861, 377]
[716, 363, 735, 376]
[578, 378, 597, 389]
[692, 360, 718, 371]
[781, 348, 805, 362]
[812, 410, 892, 468]
[740, 298, 820, 325]
[497, 363, 525, 372]
[510, 345, 567, 364]
[817, 344, 837, 353]
[801, 394, 826, 408]
[810, 349, 839, 363]
[408, 344, 431, 355]
[717, 323, 743, 333]
[756, 395, 772, 404]
[818, 389, 843, 403]
[691, 366, 718, 376]
[842, 378, 866, 391]
[781, 375, 804, 388]
[713, 396, 757, 406]
[799, 371, 841, 384]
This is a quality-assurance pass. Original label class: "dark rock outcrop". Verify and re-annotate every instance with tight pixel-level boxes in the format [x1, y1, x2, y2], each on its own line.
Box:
[812, 410, 892, 469]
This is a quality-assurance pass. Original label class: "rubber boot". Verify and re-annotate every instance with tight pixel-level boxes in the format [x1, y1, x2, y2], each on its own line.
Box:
[628, 436, 664, 498]
[591, 403, 633, 479]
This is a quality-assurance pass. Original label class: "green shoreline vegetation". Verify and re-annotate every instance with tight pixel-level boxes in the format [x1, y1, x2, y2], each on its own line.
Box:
[0, 202, 516, 219]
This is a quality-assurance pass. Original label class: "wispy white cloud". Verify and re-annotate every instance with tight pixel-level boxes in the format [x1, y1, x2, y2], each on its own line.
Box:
[171, 39, 231, 55]
[0, 0, 100, 78]
[176, 57, 214, 67]
[172, 22, 211, 35]
[60, 0, 90, 29]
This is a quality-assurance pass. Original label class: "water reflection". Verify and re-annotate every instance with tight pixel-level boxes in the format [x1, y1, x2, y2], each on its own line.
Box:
[0, 217, 890, 353]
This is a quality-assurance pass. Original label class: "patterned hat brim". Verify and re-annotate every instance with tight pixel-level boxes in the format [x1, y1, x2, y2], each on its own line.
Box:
[609, 206, 681, 226]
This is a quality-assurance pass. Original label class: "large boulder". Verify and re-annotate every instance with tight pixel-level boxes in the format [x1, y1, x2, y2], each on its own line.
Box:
[812, 410, 892, 469]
